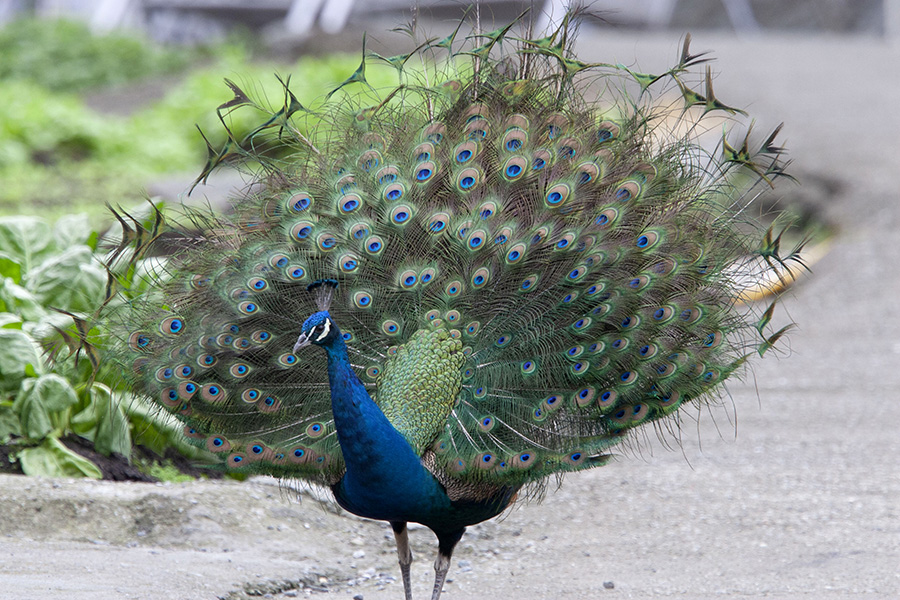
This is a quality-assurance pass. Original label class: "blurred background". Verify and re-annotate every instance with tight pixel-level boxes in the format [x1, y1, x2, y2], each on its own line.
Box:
[0, 0, 894, 224]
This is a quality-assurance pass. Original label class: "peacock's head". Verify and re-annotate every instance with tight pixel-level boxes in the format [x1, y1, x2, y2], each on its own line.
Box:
[294, 279, 341, 352]
[293, 310, 338, 351]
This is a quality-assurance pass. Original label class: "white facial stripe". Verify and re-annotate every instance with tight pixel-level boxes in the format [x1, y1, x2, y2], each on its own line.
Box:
[315, 318, 331, 342]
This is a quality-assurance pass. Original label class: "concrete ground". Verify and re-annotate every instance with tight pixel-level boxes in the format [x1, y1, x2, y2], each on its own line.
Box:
[1, 29, 898, 600]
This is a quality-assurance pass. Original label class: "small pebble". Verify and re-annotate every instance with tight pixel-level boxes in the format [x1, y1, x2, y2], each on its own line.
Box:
[603, 581, 615, 589]
[353, 595, 364, 600]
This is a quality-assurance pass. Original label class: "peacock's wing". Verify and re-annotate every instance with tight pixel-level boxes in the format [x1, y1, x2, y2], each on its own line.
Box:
[101, 20, 791, 491]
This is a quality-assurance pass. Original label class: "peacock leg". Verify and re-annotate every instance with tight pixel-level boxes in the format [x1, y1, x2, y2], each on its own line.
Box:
[391, 521, 414, 600]
[431, 528, 465, 600]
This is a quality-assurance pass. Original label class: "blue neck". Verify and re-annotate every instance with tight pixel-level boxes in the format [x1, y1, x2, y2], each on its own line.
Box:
[323, 336, 450, 522]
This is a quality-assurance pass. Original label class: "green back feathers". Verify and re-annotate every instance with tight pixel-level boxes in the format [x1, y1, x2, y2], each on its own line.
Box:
[99, 15, 792, 494]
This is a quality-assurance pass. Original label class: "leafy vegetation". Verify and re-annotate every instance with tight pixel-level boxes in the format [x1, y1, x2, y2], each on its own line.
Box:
[0, 17, 395, 222]
[0, 18, 188, 92]
[0, 213, 214, 478]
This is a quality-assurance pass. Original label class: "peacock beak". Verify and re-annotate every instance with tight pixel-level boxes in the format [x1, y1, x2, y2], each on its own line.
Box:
[293, 331, 312, 352]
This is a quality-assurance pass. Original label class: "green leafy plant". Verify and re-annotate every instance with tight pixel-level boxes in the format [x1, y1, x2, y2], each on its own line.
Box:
[0, 18, 188, 93]
[0, 213, 211, 478]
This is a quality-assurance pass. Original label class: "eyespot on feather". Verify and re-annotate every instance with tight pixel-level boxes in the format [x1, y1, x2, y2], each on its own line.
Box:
[557, 137, 580, 159]
[306, 422, 326, 438]
[128, 332, 152, 351]
[512, 452, 535, 469]
[456, 167, 481, 191]
[519, 274, 539, 292]
[615, 180, 642, 202]
[159, 316, 184, 336]
[467, 229, 487, 250]
[475, 453, 495, 469]
[545, 113, 570, 139]
[597, 390, 618, 410]
[636, 229, 662, 250]
[288, 445, 312, 464]
[506, 242, 526, 264]
[655, 362, 677, 378]
[258, 395, 280, 413]
[596, 121, 620, 143]
[390, 204, 414, 226]
[573, 387, 596, 407]
[414, 161, 437, 183]
[381, 319, 401, 335]
[290, 221, 315, 242]
[422, 122, 445, 144]
[277, 353, 298, 367]
[531, 148, 552, 171]
[555, 232, 576, 250]
[545, 183, 571, 208]
[679, 306, 704, 324]
[358, 149, 382, 172]
[638, 343, 659, 359]
[703, 331, 724, 348]
[454, 140, 479, 164]
[376, 165, 400, 184]
[200, 384, 227, 403]
[398, 269, 418, 289]
[382, 183, 405, 202]
[268, 253, 289, 269]
[565, 451, 586, 467]
[159, 387, 179, 407]
[466, 118, 489, 140]
[576, 161, 603, 185]
[206, 436, 231, 453]
[444, 280, 464, 297]
[503, 113, 529, 130]
[241, 388, 261, 403]
[364, 235, 384, 255]
[632, 162, 658, 183]
[338, 193, 363, 214]
[594, 207, 618, 228]
[419, 267, 436, 285]
[334, 174, 356, 194]
[286, 192, 312, 213]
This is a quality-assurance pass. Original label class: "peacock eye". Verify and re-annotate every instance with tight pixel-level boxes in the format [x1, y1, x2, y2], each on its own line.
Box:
[313, 318, 332, 342]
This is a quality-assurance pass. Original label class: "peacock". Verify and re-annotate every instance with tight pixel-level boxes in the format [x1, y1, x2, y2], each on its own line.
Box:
[86, 10, 799, 600]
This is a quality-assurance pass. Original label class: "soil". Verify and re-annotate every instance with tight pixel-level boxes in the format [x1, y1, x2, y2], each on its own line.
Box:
[1, 29, 899, 600]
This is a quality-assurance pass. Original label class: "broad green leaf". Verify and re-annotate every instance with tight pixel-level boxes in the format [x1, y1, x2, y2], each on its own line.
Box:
[52, 214, 93, 249]
[27, 245, 106, 312]
[13, 379, 52, 439]
[0, 329, 42, 392]
[31, 373, 79, 412]
[13, 374, 78, 439]
[71, 383, 132, 458]
[0, 403, 20, 443]
[0, 251, 23, 282]
[93, 387, 132, 458]
[0, 278, 48, 322]
[0, 216, 53, 272]
[18, 436, 102, 479]
[0, 312, 23, 328]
